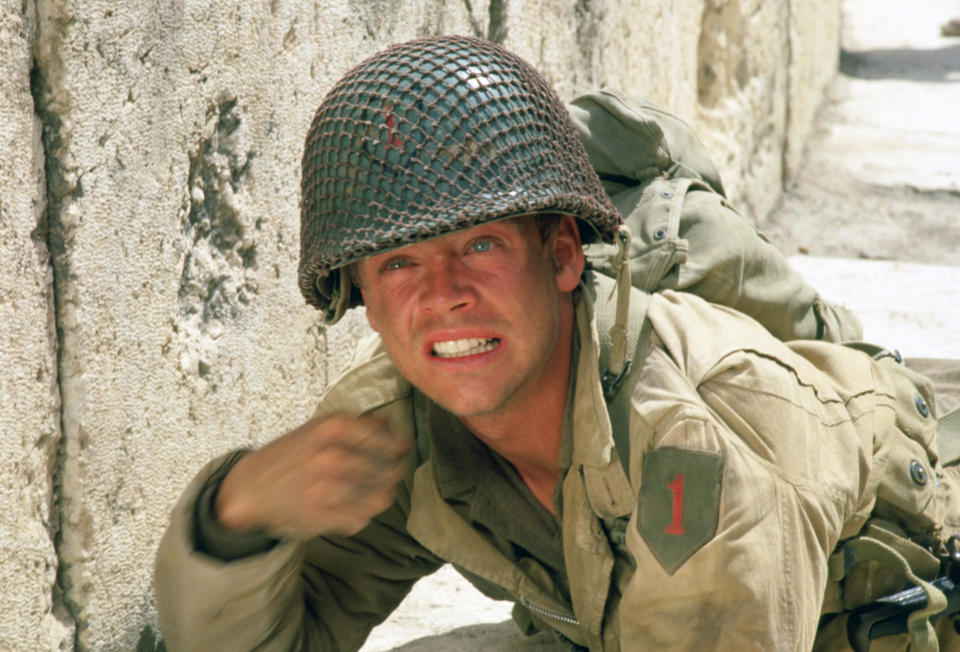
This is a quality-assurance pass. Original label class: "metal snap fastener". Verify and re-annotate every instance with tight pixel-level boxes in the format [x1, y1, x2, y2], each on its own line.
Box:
[653, 228, 667, 241]
[909, 459, 928, 486]
[915, 394, 930, 418]
[872, 348, 903, 364]
[659, 190, 672, 199]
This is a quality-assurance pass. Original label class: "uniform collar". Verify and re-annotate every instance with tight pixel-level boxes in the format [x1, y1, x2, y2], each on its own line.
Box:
[569, 276, 637, 518]
[570, 279, 620, 468]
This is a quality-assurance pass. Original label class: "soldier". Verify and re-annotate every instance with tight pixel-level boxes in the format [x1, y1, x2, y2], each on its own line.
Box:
[155, 36, 960, 650]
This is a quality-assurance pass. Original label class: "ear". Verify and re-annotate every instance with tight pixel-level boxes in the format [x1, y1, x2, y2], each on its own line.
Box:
[552, 214, 585, 293]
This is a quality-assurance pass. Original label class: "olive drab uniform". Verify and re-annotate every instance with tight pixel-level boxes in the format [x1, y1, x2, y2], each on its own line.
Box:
[155, 273, 960, 650]
[154, 36, 960, 650]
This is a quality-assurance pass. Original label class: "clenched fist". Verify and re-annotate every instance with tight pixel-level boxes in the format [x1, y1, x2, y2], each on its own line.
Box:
[215, 413, 411, 538]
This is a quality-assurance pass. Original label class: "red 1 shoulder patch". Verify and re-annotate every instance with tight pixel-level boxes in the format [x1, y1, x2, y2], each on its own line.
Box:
[637, 447, 723, 575]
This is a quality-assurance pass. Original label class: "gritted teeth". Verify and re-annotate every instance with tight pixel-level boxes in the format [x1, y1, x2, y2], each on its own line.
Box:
[432, 337, 500, 358]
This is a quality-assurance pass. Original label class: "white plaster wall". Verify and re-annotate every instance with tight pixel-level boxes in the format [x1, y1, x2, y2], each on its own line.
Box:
[0, 0, 842, 649]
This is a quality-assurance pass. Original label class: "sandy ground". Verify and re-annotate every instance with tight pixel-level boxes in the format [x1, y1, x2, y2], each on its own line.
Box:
[360, 1, 960, 649]
[764, 0, 960, 266]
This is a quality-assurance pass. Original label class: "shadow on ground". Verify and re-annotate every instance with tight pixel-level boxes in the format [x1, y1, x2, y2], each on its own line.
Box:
[840, 44, 960, 81]
[387, 620, 564, 651]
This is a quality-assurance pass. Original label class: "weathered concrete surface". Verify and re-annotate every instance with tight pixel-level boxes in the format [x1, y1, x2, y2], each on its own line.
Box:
[833, 0, 960, 194]
[503, 0, 844, 223]
[361, 566, 517, 651]
[505, 0, 705, 121]
[26, 1, 466, 648]
[2, 0, 843, 649]
[25, 2, 511, 649]
[785, 0, 847, 181]
[694, 0, 842, 222]
[0, 2, 72, 650]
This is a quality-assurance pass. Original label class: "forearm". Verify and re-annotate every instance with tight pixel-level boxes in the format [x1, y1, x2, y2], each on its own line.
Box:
[155, 454, 443, 651]
[155, 454, 311, 651]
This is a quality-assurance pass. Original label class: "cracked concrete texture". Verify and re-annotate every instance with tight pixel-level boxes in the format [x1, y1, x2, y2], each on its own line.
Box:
[2, 0, 842, 649]
[0, 1, 72, 650]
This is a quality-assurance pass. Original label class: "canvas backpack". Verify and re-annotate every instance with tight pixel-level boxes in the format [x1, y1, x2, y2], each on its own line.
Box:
[576, 90, 960, 650]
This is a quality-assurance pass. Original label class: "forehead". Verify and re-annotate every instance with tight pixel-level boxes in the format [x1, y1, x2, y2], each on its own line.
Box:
[365, 216, 538, 260]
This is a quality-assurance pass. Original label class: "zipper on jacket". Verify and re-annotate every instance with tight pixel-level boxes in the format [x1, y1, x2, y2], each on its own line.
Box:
[521, 596, 580, 626]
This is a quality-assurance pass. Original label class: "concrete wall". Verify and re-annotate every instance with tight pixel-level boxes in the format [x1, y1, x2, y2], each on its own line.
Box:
[0, 0, 840, 649]
[0, 3, 68, 650]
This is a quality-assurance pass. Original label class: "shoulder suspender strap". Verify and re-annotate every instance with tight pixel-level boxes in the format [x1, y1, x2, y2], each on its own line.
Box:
[413, 389, 432, 465]
[592, 270, 653, 475]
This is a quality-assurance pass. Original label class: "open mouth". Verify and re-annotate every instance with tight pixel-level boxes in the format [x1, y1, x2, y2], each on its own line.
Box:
[431, 338, 500, 359]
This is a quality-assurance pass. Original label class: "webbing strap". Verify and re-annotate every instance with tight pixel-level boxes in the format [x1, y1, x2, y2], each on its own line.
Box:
[602, 226, 634, 396]
[592, 235, 654, 475]
[842, 536, 947, 652]
[938, 408, 960, 466]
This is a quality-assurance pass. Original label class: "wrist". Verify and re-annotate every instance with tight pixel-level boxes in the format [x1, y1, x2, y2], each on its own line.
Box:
[194, 450, 278, 560]
[213, 452, 259, 532]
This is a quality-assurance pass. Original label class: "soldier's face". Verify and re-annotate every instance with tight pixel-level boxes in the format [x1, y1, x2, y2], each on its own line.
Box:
[357, 215, 584, 421]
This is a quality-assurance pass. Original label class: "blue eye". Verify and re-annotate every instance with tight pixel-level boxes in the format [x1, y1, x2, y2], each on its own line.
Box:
[470, 239, 493, 253]
[384, 258, 408, 271]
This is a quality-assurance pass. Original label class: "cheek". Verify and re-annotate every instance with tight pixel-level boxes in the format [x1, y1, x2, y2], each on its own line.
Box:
[362, 287, 419, 345]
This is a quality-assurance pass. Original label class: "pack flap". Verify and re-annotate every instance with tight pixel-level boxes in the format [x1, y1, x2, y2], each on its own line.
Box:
[568, 89, 726, 196]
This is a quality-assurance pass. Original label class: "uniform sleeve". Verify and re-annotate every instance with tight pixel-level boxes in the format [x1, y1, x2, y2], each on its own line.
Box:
[192, 451, 279, 560]
[617, 345, 882, 650]
[154, 452, 443, 652]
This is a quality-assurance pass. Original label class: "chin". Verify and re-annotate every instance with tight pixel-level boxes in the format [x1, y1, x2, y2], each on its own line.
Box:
[433, 398, 491, 418]
[426, 390, 506, 419]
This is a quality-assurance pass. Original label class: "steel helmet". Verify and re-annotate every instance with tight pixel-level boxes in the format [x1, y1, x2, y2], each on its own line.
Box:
[299, 34, 621, 323]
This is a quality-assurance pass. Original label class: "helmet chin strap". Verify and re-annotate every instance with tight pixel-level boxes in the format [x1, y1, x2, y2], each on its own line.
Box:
[320, 266, 354, 325]
[601, 224, 633, 398]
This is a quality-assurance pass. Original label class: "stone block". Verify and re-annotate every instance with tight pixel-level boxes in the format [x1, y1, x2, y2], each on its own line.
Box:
[785, 0, 842, 180]
[27, 0, 481, 648]
[0, 1, 71, 650]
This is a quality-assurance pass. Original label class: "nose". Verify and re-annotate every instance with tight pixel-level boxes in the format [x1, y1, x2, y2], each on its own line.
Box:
[421, 258, 476, 314]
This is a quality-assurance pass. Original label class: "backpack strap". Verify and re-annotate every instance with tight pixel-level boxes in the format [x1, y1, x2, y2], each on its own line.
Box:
[413, 389, 432, 465]
[591, 270, 653, 476]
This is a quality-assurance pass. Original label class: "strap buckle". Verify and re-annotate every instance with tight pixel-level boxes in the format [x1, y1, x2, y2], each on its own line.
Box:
[601, 358, 631, 399]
